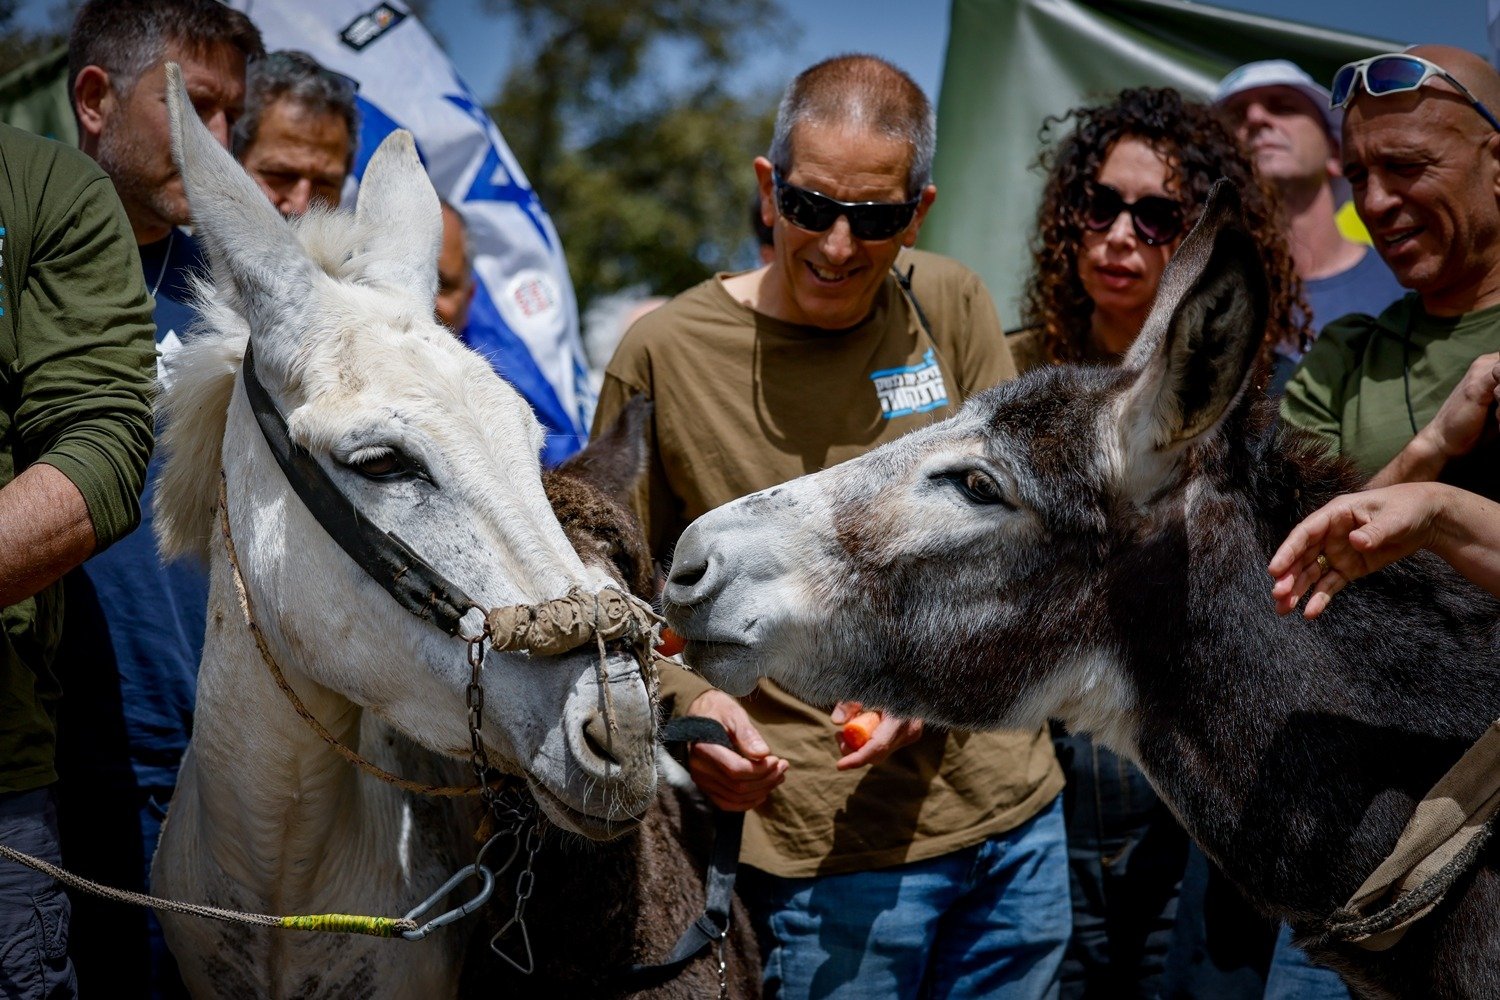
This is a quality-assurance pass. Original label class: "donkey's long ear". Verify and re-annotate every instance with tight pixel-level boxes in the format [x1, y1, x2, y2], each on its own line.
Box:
[352, 131, 442, 305]
[165, 63, 315, 364]
[551, 395, 653, 504]
[1121, 180, 1268, 451]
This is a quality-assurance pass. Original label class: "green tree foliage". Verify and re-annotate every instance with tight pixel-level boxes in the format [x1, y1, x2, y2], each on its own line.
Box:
[482, 0, 782, 311]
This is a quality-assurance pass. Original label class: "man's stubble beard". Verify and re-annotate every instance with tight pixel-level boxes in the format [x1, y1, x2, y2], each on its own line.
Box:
[94, 118, 191, 239]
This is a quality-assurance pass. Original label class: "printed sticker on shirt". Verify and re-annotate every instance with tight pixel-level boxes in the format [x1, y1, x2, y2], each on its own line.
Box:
[869, 347, 949, 419]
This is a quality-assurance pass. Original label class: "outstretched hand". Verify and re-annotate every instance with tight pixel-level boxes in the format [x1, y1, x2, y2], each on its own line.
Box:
[830, 701, 924, 770]
[1420, 352, 1500, 464]
[684, 689, 787, 811]
[1268, 483, 1446, 618]
[1371, 353, 1500, 487]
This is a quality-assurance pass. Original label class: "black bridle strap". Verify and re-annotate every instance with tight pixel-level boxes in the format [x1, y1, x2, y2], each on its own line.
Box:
[618, 715, 744, 988]
[241, 342, 479, 637]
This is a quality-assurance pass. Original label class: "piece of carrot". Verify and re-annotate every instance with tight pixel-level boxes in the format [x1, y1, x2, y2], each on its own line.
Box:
[840, 710, 883, 751]
[655, 626, 686, 658]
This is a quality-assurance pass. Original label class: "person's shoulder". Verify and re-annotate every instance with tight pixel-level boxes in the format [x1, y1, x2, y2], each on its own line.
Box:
[1314, 294, 1412, 356]
[605, 276, 735, 385]
[899, 248, 984, 291]
[1004, 326, 1046, 375]
[615, 278, 723, 349]
[0, 122, 111, 199]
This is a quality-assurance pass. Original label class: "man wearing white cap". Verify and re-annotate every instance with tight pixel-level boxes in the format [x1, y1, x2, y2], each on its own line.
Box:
[1216, 59, 1403, 395]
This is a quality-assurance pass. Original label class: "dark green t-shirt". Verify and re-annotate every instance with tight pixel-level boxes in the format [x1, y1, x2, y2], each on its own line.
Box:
[0, 122, 155, 792]
[1281, 293, 1500, 498]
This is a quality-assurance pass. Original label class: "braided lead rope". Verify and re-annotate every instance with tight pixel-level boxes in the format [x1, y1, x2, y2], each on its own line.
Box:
[0, 845, 418, 938]
[218, 476, 487, 798]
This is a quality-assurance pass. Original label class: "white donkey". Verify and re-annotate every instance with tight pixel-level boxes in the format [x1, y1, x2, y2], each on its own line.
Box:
[148, 65, 658, 997]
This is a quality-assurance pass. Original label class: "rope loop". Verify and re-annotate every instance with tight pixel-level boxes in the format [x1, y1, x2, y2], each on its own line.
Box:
[485, 585, 661, 656]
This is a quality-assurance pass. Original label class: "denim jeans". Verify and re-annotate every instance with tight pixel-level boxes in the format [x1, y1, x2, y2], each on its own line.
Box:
[1263, 924, 1350, 1000]
[0, 787, 77, 999]
[1054, 731, 1188, 998]
[741, 793, 1070, 1000]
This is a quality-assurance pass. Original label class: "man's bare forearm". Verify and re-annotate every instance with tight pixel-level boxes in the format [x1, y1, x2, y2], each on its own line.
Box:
[0, 463, 97, 608]
[1366, 433, 1447, 489]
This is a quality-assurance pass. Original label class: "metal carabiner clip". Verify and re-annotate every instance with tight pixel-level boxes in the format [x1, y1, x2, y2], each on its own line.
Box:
[400, 863, 496, 941]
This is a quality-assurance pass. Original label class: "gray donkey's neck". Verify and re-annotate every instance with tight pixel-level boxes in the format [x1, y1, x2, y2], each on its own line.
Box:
[1114, 417, 1500, 922]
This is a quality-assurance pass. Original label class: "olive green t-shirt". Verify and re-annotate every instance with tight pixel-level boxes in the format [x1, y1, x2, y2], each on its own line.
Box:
[1281, 294, 1500, 496]
[595, 249, 1063, 877]
[0, 123, 156, 792]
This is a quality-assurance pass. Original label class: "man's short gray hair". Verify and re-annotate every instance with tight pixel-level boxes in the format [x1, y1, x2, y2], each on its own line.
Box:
[232, 50, 361, 171]
[68, 0, 264, 105]
[767, 54, 935, 198]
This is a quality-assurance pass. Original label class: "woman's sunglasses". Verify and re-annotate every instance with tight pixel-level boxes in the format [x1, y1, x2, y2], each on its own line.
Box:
[1331, 54, 1500, 132]
[772, 170, 921, 242]
[1080, 183, 1184, 246]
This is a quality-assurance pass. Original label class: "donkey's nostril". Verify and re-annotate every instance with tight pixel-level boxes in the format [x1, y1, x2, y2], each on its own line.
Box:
[582, 714, 621, 767]
[669, 558, 709, 589]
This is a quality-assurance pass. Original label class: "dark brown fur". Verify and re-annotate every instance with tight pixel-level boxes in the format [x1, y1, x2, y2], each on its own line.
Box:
[463, 396, 761, 999]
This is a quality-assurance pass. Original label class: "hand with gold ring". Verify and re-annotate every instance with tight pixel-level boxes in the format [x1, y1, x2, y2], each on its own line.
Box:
[1269, 483, 1450, 618]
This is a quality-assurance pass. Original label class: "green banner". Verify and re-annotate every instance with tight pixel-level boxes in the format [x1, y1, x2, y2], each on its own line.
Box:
[922, 0, 1399, 326]
[0, 48, 76, 146]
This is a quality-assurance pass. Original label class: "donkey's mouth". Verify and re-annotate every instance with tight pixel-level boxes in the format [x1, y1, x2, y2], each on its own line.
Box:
[528, 778, 642, 842]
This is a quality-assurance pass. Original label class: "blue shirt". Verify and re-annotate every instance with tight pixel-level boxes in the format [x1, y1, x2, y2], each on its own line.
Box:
[1270, 248, 1405, 397]
[78, 230, 210, 793]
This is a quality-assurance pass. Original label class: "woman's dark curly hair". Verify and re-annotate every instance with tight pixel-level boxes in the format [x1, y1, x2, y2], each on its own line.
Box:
[1020, 86, 1310, 366]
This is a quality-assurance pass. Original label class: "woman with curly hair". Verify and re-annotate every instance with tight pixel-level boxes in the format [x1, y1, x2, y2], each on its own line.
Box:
[1010, 86, 1310, 374]
[1012, 87, 1309, 1000]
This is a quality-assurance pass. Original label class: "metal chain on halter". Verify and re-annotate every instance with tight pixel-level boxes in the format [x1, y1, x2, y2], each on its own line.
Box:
[490, 815, 544, 974]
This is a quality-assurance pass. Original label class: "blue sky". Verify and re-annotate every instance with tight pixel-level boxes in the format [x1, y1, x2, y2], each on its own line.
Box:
[423, 0, 1487, 110]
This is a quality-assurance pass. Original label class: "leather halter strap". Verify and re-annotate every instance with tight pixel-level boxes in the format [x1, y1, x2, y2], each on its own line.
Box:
[241, 342, 479, 637]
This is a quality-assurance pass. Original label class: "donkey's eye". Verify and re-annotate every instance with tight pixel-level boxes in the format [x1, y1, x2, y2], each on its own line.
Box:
[946, 469, 1012, 507]
[344, 447, 422, 482]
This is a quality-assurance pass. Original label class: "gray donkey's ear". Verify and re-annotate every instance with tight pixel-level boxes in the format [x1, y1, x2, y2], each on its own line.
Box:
[352, 131, 442, 306]
[165, 62, 315, 370]
[1122, 179, 1268, 450]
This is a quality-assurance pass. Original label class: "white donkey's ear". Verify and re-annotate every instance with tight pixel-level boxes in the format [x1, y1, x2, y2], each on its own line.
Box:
[352, 131, 442, 305]
[1120, 180, 1268, 453]
[165, 63, 315, 367]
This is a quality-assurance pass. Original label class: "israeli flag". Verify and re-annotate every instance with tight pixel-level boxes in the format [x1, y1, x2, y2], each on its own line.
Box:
[232, 0, 592, 464]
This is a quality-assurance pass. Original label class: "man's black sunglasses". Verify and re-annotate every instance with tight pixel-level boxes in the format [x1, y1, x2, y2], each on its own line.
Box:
[1080, 183, 1184, 247]
[772, 169, 921, 242]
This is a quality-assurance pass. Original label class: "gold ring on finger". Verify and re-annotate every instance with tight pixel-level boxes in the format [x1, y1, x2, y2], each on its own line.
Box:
[1315, 553, 1330, 573]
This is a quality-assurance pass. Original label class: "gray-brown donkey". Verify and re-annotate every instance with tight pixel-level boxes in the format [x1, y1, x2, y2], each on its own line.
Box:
[663, 182, 1500, 999]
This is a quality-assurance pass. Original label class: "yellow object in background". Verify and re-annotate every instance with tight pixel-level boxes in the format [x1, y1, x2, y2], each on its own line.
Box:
[1337, 200, 1372, 245]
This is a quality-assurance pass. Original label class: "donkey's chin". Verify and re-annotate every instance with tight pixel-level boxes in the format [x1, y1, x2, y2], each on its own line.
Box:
[680, 638, 763, 698]
[528, 780, 643, 841]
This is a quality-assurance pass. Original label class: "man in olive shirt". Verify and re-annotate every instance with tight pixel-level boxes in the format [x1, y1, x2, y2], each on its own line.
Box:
[1282, 46, 1500, 498]
[595, 55, 1066, 999]
[0, 122, 155, 998]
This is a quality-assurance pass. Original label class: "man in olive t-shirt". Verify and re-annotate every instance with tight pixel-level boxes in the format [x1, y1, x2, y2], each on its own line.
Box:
[1282, 46, 1500, 497]
[0, 121, 155, 998]
[594, 56, 1067, 1000]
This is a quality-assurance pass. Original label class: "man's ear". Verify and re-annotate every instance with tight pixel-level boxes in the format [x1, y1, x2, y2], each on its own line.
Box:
[905, 183, 938, 247]
[753, 156, 776, 229]
[73, 65, 114, 149]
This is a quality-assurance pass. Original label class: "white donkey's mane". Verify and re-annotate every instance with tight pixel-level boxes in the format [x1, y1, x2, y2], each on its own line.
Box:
[153, 207, 542, 565]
